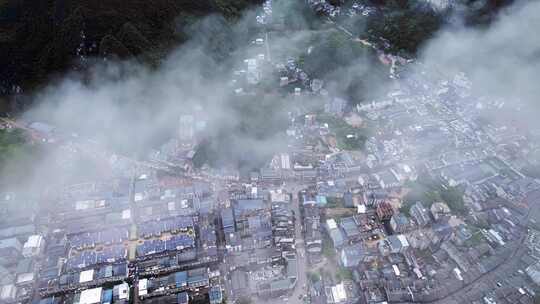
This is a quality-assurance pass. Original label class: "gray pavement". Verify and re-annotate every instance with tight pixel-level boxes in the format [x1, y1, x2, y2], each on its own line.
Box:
[289, 186, 309, 304]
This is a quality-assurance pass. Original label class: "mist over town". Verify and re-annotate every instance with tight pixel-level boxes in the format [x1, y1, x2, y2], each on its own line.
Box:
[0, 0, 539, 304]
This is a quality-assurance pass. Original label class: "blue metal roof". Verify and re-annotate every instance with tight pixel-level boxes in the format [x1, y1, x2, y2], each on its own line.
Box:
[177, 292, 189, 304]
[316, 195, 327, 205]
[221, 208, 235, 231]
[101, 289, 113, 304]
[209, 286, 223, 303]
[175, 271, 188, 287]
[136, 235, 195, 257]
[138, 216, 194, 238]
[234, 199, 264, 213]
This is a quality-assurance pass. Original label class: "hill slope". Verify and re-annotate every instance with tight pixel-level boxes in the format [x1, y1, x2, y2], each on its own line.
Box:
[0, 0, 261, 99]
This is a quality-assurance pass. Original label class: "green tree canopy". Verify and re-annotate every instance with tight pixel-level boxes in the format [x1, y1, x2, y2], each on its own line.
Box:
[362, 0, 443, 55]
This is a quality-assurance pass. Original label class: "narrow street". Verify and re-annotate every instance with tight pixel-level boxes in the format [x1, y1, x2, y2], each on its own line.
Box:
[289, 186, 308, 304]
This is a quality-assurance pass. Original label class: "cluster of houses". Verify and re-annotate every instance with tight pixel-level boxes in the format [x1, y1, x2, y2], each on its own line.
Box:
[220, 185, 300, 301]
